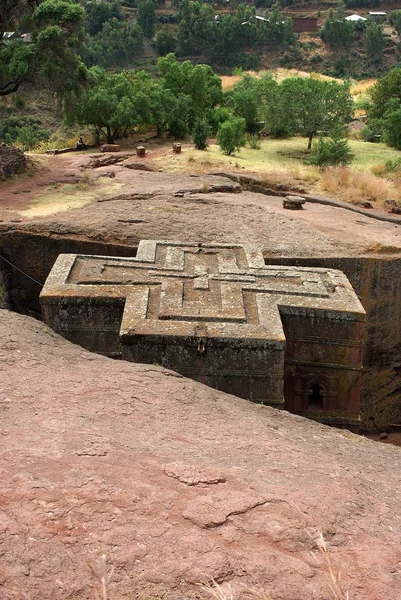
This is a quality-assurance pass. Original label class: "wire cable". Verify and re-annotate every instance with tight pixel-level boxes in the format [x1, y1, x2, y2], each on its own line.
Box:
[0, 254, 44, 287]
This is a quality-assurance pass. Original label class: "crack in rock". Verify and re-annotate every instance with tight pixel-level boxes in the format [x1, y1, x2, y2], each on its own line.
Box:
[182, 491, 271, 528]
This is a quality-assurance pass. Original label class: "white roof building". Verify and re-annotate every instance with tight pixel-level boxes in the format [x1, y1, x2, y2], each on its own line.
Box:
[345, 14, 367, 22]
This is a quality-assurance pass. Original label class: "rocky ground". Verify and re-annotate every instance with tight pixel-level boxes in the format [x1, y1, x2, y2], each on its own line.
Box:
[1, 309, 401, 600]
[1, 150, 401, 257]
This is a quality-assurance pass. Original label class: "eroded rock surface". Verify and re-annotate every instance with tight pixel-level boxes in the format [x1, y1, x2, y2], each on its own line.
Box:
[1, 309, 401, 600]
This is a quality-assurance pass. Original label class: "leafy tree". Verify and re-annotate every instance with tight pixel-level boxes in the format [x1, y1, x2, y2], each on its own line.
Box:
[85, 17, 143, 67]
[17, 124, 49, 149]
[321, 7, 354, 50]
[137, 0, 157, 38]
[280, 77, 353, 150]
[0, 115, 49, 145]
[157, 54, 222, 131]
[176, 0, 214, 56]
[369, 67, 401, 119]
[364, 19, 385, 63]
[83, 0, 122, 36]
[389, 10, 401, 35]
[0, 0, 87, 98]
[74, 68, 153, 143]
[192, 118, 209, 150]
[217, 116, 246, 155]
[147, 82, 179, 136]
[382, 98, 401, 150]
[226, 74, 260, 133]
[263, 3, 295, 46]
[155, 29, 177, 56]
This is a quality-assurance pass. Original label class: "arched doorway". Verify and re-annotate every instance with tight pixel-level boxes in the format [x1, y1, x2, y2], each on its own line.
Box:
[308, 383, 324, 410]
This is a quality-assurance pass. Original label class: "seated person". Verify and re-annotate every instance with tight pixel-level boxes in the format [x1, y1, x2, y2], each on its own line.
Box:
[76, 136, 87, 150]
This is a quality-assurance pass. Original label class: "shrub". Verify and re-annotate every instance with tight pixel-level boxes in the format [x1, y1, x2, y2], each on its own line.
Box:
[246, 134, 261, 150]
[192, 118, 209, 150]
[310, 53, 324, 64]
[217, 117, 246, 156]
[383, 158, 401, 173]
[13, 95, 25, 109]
[307, 132, 354, 167]
[362, 125, 381, 142]
[169, 118, 188, 140]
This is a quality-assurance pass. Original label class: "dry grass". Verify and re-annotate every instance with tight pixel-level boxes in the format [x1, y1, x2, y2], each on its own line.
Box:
[319, 166, 399, 205]
[350, 79, 377, 97]
[88, 554, 115, 600]
[312, 532, 349, 600]
[200, 531, 349, 600]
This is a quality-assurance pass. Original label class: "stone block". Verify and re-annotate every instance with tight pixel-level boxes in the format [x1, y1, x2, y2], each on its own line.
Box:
[136, 146, 146, 157]
[283, 195, 306, 210]
[100, 144, 120, 153]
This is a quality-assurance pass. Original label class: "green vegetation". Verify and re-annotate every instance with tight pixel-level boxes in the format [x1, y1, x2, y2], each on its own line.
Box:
[192, 118, 209, 150]
[2, 0, 401, 175]
[0, 0, 87, 99]
[307, 130, 354, 167]
[217, 116, 246, 155]
[321, 6, 354, 50]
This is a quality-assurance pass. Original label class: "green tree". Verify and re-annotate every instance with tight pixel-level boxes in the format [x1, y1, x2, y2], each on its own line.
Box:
[0, 0, 87, 98]
[217, 116, 246, 155]
[389, 10, 401, 35]
[369, 67, 401, 119]
[226, 74, 260, 133]
[382, 98, 401, 150]
[321, 7, 354, 50]
[155, 29, 177, 56]
[280, 77, 353, 150]
[137, 0, 157, 38]
[74, 68, 152, 143]
[85, 17, 143, 67]
[264, 3, 295, 46]
[83, 0, 122, 36]
[192, 118, 209, 149]
[364, 19, 385, 63]
[157, 54, 222, 131]
[176, 0, 214, 56]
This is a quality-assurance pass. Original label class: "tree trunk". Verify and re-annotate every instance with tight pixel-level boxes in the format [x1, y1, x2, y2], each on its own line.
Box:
[307, 134, 313, 151]
[106, 125, 114, 144]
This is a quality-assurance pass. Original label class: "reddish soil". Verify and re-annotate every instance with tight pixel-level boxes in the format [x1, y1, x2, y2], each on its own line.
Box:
[1, 309, 401, 600]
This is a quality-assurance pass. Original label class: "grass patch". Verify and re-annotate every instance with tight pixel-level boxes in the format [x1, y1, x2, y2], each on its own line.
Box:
[153, 137, 401, 207]
[17, 178, 123, 218]
[156, 137, 401, 174]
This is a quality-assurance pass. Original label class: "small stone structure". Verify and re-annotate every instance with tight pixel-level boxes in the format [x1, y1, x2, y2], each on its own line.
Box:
[100, 144, 120, 152]
[136, 146, 146, 157]
[40, 240, 365, 428]
[283, 195, 305, 210]
[173, 143, 182, 154]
